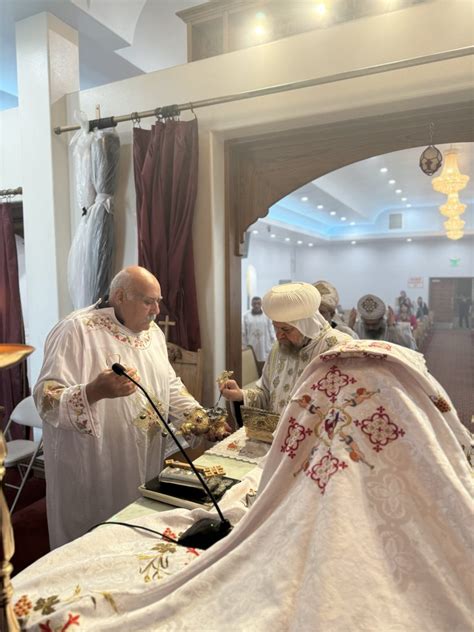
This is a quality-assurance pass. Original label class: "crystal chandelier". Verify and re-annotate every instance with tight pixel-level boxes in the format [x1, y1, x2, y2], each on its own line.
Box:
[439, 193, 466, 218]
[432, 150, 469, 195]
[446, 230, 464, 241]
[444, 215, 465, 240]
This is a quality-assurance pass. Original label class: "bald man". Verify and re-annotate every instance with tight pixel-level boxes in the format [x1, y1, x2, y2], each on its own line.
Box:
[34, 266, 216, 548]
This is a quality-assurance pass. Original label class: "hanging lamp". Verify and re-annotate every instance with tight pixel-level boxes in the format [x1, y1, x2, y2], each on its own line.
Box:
[439, 193, 467, 218]
[432, 150, 469, 194]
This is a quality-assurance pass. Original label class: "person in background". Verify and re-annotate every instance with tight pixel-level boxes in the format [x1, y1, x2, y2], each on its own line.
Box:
[396, 290, 413, 314]
[415, 296, 429, 320]
[396, 303, 418, 330]
[242, 296, 276, 374]
[457, 294, 472, 329]
[349, 293, 417, 350]
[313, 280, 358, 339]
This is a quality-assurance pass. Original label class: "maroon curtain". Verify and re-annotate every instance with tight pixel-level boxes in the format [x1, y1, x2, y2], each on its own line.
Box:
[133, 119, 201, 350]
[0, 203, 29, 435]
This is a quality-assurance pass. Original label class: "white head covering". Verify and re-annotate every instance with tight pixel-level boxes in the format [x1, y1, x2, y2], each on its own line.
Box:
[313, 280, 339, 310]
[358, 294, 386, 321]
[262, 282, 329, 339]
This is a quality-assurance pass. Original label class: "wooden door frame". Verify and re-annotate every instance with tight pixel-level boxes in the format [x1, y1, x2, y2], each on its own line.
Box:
[225, 100, 474, 381]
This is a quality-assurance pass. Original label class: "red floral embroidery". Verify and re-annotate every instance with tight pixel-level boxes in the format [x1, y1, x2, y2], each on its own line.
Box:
[306, 450, 348, 494]
[368, 341, 392, 351]
[83, 314, 152, 349]
[362, 352, 387, 360]
[68, 387, 93, 435]
[321, 352, 341, 362]
[163, 527, 177, 541]
[355, 406, 405, 452]
[39, 614, 81, 632]
[281, 417, 313, 459]
[312, 365, 356, 403]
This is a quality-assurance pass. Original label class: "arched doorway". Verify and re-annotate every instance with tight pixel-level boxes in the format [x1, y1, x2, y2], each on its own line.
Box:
[225, 99, 474, 381]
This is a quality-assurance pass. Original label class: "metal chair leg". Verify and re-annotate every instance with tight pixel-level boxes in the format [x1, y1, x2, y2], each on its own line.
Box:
[10, 441, 43, 513]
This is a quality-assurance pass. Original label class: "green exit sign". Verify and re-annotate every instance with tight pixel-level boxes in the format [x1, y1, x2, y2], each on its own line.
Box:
[449, 258, 461, 267]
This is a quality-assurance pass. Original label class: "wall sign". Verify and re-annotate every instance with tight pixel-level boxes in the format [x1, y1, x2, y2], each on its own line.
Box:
[407, 277, 424, 288]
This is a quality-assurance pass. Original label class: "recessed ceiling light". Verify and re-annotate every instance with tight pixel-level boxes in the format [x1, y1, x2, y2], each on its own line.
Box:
[301, 196, 308, 202]
[308, 243, 314, 247]
[388, 179, 396, 185]
[285, 237, 291, 242]
[252, 230, 259, 234]
[406, 204, 412, 208]
[317, 204, 324, 209]
[330, 211, 337, 216]
[340, 217, 347, 221]
[254, 25, 266, 35]
[297, 240, 303, 245]
[351, 240, 357, 245]
[395, 189, 402, 194]
[380, 167, 388, 173]
[349, 221, 356, 226]
[401, 197, 407, 202]
[270, 233, 276, 238]
[406, 238, 412, 242]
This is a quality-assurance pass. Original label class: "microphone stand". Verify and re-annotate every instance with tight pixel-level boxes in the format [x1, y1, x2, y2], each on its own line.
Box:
[111, 363, 232, 549]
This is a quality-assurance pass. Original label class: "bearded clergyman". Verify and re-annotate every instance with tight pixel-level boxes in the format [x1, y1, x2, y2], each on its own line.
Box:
[221, 282, 352, 415]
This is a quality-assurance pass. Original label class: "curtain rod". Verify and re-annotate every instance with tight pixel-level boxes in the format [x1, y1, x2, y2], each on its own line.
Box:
[53, 46, 473, 136]
[0, 187, 22, 197]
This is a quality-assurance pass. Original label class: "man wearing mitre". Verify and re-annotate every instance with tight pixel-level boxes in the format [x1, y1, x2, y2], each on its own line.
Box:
[221, 282, 352, 415]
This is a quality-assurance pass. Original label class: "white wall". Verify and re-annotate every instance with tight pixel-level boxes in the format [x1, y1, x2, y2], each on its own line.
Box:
[242, 238, 294, 313]
[245, 235, 474, 310]
[0, 107, 21, 189]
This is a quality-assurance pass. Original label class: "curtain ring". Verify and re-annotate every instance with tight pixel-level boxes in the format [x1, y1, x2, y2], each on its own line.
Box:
[154, 107, 162, 120]
[189, 102, 197, 119]
[131, 112, 141, 128]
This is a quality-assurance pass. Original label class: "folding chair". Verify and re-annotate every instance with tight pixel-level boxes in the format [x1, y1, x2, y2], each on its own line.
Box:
[3, 395, 43, 512]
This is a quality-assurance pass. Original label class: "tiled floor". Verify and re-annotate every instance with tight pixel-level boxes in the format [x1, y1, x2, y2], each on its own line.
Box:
[423, 328, 473, 429]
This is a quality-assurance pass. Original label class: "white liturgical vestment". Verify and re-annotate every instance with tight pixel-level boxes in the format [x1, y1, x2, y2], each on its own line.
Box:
[14, 339, 473, 631]
[34, 305, 202, 548]
[242, 311, 276, 362]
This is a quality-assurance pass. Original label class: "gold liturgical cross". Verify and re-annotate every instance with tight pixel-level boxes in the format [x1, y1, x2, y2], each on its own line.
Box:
[158, 315, 176, 341]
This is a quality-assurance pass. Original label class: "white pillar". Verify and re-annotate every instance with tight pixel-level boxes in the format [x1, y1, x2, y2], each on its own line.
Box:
[16, 13, 79, 382]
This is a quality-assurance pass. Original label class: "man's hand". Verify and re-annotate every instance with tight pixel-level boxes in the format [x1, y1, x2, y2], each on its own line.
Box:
[348, 308, 357, 329]
[205, 421, 233, 442]
[220, 379, 244, 402]
[86, 367, 139, 405]
[387, 306, 396, 327]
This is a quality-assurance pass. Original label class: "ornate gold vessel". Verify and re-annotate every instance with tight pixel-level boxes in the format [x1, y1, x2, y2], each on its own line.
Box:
[241, 406, 279, 444]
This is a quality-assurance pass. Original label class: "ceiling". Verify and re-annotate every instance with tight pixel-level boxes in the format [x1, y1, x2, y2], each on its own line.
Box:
[0, 0, 205, 110]
[251, 142, 473, 244]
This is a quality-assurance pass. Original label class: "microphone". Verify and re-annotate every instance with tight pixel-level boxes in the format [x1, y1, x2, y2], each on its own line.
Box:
[111, 363, 232, 549]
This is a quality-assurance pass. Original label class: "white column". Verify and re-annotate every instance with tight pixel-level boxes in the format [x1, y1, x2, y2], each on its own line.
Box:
[16, 13, 79, 382]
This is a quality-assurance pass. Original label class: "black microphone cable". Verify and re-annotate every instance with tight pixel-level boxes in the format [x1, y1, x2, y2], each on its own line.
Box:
[111, 363, 232, 548]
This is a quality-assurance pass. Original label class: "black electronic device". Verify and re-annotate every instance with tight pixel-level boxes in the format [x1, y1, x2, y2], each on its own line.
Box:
[111, 363, 232, 549]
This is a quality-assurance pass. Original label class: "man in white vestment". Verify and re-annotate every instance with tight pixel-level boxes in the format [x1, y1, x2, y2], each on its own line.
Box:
[313, 280, 359, 338]
[242, 296, 276, 373]
[34, 266, 225, 548]
[349, 293, 417, 349]
[222, 282, 352, 415]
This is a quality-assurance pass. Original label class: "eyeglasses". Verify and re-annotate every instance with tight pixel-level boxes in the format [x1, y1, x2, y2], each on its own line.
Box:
[127, 293, 163, 307]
